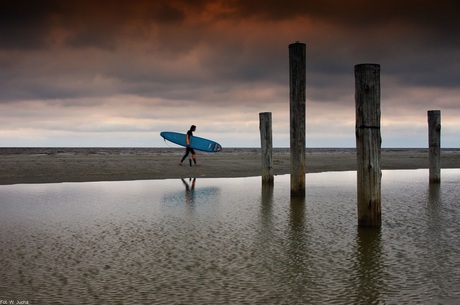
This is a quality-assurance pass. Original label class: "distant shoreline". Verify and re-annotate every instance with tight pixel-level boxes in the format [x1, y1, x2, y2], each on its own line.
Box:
[1, 147, 459, 185]
[2, 147, 460, 154]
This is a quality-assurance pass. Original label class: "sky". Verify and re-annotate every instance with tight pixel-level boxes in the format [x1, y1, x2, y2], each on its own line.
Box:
[1, 0, 460, 148]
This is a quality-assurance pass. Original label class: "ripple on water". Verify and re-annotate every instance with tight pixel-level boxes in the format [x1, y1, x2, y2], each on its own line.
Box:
[0, 170, 460, 304]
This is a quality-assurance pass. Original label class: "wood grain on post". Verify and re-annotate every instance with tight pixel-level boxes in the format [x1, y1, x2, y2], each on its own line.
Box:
[355, 63, 382, 227]
[259, 112, 274, 184]
[289, 42, 306, 197]
[428, 110, 441, 183]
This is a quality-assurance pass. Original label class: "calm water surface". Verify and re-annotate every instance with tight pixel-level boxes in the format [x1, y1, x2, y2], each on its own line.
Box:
[1, 169, 459, 304]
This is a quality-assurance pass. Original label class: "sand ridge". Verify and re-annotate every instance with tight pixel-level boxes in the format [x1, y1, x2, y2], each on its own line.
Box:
[1, 148, 459, 184]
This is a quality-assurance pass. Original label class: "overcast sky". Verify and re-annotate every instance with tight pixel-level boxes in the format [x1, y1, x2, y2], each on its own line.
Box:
[1, 0, 459, 148]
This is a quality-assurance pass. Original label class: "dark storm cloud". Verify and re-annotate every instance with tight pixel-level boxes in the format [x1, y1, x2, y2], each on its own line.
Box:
[0, 0, 189, 50]
[0, 0, 58, 49]
[1, 0, 459, 102]
[234, 0, 460, 33]
[231, 0, 460, 90]
[3, 0, 460, 49]
[148, 1, 186, 24]
[64, 28, 117, 50]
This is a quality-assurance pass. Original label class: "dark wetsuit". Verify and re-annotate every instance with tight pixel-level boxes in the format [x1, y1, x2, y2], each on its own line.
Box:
[180, 129, 196, 163]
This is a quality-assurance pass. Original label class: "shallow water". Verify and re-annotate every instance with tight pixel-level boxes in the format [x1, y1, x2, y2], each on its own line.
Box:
[1, 169, 459, 304]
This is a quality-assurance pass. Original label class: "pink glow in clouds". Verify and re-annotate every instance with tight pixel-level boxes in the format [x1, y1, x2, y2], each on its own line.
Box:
[1, 0, 459, 147]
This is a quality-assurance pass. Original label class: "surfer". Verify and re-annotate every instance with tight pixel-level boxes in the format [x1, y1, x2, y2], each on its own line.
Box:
[179, 125, 200, 166]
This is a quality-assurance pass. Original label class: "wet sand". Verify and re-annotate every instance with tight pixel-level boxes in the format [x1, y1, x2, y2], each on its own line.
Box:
[1, 148, 459, 184]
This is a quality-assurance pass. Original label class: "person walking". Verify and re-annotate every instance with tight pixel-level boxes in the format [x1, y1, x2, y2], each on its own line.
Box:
[179, 125, 200, 166]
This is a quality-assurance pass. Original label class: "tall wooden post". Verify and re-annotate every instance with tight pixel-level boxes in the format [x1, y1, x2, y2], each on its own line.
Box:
[355, 63, 381, 227]
[428, 110, 441, 183]
[289, 42, 306, 197]
[259, 112, 274, 184]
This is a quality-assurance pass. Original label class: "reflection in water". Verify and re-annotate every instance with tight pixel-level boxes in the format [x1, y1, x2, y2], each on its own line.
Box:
[260, 183, 274, 232]
[162, 178, 221, 209]
[428, 182, 441, 205]
[289, 196, 307, 261]
[424, 181, 452, 299]
[290, 196, 306, 230]
[1, 170, 460, 304]
[287, 196, 309, 300]
[181, 178, 196, 206]
[352, 228, 384, 305]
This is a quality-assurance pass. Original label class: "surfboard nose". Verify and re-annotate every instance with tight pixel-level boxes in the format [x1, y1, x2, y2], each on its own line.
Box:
[211, 143, 222, 151]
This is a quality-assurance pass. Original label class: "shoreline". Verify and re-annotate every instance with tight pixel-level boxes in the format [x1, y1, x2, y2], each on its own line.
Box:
[1, 147, 459, 185]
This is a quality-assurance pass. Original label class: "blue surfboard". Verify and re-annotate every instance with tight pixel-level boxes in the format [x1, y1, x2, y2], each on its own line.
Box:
[160, 131, 222, 152]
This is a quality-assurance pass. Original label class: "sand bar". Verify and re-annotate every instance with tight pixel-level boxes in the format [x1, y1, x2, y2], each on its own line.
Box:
[1, 147, 459, 184]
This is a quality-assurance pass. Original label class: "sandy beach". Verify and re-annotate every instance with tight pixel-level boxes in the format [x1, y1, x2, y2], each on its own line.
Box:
[1, 147, 459, 184]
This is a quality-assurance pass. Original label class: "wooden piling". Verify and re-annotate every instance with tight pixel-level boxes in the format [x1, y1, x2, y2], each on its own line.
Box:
[259, 112, 274, 184]
[289, 42, 306, 197]
[428, 110, 441, 183]
[355, 63, 381, 227]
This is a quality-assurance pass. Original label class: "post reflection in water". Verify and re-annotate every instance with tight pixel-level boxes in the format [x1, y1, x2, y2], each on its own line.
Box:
[289, 196, 307, 255]
[428, 182, 441, 206]
[260, 183, 274, 231]
[257, 182, 275, 292]
[425, 181, 451, 298]
[351, 227, 384, 305]
[258, 183, 311, 302]
[287, 196, 309, 299]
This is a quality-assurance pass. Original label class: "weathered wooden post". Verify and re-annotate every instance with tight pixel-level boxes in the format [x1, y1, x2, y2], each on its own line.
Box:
[259, 112, 274, 184]
[289, 42, 306, 197]
[428, 110, 441, 183]
[355, 63, 381, 227]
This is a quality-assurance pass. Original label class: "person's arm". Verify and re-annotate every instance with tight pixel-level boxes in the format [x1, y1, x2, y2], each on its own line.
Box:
[186, 133, 190, 146]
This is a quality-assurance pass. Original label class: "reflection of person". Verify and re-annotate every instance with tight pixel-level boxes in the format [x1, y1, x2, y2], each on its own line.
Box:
[179, 125, 200, 166]
[181, 178, 196, 206]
